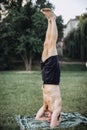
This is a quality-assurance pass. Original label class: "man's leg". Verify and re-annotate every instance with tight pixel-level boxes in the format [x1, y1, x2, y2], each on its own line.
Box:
[45, 19, 51, 43]
[42, 19, 52, 61]
[50, 17, 58, 47]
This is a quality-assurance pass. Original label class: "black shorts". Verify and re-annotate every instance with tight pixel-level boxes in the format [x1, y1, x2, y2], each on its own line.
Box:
[41, 55, 60, 85]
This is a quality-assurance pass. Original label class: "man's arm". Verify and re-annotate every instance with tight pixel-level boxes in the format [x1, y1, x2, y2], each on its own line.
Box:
[35, 106, 52, 122]
[35, 106, 46, 121]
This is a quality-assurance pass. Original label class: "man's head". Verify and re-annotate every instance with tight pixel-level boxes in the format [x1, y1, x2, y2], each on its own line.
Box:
[41, 8, 56, 19]
[45, 110, 52, 122]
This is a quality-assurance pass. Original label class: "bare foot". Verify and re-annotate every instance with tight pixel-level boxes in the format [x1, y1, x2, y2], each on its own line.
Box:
[41, 8, 56, 20]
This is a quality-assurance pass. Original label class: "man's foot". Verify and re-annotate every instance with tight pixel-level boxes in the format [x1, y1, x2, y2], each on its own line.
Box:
[41, 8, 56, 20]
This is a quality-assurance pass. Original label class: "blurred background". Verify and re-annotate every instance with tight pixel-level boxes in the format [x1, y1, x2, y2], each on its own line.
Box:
[0, 0, 87, 71]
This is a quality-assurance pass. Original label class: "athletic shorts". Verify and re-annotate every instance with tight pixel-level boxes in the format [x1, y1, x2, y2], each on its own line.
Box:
[41, 55, 60, 85]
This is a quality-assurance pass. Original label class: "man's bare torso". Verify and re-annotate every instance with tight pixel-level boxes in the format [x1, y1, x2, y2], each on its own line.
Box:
[42, 85, 62, 112]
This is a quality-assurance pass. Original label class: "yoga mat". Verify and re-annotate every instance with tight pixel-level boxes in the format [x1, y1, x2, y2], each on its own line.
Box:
[15, 112, 87, 130]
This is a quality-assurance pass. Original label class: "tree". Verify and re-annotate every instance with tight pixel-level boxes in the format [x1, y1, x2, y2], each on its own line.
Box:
[64, 29, 76, 59]
[56, 15, 64, 41]
[0, 0, 64, 70]
[36, 0, 54, 9]
[79, 17, 87, 60]
[0, 0, 53, 70]
[0, 21, 16, 70]
[8, 1, 42, 70]
[14, 1, 49, 70]
[64, 14, 87, 61]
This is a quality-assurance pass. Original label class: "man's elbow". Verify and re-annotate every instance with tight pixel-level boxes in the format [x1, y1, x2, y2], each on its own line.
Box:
[35, 116, 39, 120]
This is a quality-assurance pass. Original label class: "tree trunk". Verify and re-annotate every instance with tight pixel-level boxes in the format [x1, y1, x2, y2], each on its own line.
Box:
[21, 54, 32, 71]
[25, 58, 29, 71]
[28, 55, 32, 70]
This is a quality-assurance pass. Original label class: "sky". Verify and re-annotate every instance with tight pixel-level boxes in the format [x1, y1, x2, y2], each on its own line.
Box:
[49, 0, 87, 24]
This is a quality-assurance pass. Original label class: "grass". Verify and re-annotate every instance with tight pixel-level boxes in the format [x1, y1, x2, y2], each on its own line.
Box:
[0, 64, 87, 130]
[60, 71, 87, 113]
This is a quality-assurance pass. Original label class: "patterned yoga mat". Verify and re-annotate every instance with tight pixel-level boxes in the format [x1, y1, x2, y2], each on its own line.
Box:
[15, 112, 87, 130]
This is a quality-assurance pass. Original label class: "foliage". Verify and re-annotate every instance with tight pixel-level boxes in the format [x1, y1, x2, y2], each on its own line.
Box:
[0, 0, 64, 70]
[64, 15, 87, 61]
[56, 15, 64, 41]
[0, 19, 16, 70]
[36, 0, 54, 9]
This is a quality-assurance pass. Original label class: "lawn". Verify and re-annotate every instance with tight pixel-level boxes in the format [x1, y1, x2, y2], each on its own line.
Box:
[0, 65, 87, 130]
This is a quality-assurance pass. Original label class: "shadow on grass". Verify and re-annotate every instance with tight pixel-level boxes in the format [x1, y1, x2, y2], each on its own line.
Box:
[0, 124, 87, 130]
[0, 116, 20, 130]
[0, 123, 20, 130]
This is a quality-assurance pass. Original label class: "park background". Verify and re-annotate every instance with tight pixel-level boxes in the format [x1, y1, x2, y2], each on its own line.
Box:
[0, 0, 87, 130]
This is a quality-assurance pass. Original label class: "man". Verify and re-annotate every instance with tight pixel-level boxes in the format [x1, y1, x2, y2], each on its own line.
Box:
[35, 8, 62, 128]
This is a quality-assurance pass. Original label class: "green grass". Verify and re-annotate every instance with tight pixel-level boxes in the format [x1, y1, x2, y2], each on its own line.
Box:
[0, 66, 87, 129]
[60, 71, 87, 113]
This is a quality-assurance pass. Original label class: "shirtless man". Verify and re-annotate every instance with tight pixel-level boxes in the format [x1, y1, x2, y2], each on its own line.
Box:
[35, 8, 62, 128]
